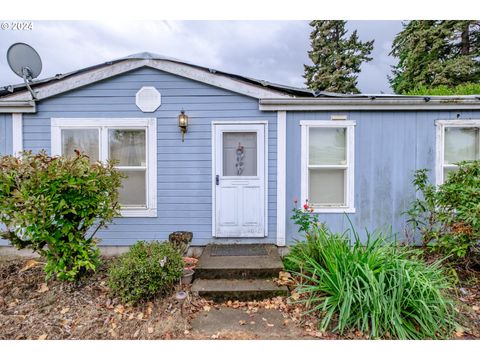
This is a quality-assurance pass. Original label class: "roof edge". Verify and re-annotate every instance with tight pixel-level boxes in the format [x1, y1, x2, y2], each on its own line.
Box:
[259, 97, 480, 111]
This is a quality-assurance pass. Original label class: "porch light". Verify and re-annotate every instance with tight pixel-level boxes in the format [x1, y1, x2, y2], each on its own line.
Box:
[178, 110, 189, 142]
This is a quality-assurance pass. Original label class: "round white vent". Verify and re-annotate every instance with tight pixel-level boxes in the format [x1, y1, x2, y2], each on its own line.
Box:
[136, 86, 161, 112]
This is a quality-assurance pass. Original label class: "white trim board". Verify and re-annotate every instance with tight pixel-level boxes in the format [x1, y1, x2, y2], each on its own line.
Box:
[51, 117, 157, 218]
[12, 113, 23, 155]
[300, 120, 356, 213]
[435, 119, 480, 185]
[3, 59, 291, 102]
[276, 111, 286, 246]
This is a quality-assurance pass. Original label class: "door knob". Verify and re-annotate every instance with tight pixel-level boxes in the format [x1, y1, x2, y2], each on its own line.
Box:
[215, 175, 219, 185]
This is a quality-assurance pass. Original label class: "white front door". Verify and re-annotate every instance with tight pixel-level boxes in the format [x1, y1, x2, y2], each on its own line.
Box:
[213, 123, 266, 238]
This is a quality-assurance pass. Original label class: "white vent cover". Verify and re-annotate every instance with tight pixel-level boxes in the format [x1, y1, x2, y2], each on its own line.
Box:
[136, 86, 161, 112]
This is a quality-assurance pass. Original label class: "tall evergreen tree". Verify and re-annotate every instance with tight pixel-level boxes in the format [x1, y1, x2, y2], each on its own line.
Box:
[304, 20, 374, 94]
[389, 20, 480, 94]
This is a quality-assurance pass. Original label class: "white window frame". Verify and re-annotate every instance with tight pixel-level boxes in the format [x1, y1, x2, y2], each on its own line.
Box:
[51, 118, 157, 217]
[435, 119, 480, 185]
[300, 120, 355, 213]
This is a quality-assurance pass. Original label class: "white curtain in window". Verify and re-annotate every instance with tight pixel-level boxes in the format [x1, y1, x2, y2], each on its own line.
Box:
[444, 127, 479, 164]
[118, 170, 146, 207]
[309, 169, 345, 205]
[108, 130, 146, 166]
[61, 129, 99, 163]
[309, 128, 346, 165]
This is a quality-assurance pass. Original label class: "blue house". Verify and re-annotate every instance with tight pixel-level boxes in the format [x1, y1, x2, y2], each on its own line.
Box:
[1, 52, 480, 249]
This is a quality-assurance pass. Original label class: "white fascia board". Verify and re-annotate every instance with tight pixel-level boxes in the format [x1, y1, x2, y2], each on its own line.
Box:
[0, 101, 36, 113]
[2, 59, 291, 102]
[259, 98, 480, 111]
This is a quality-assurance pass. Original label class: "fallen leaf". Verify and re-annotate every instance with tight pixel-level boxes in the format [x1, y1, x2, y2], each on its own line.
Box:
[290, 292, 300, 301]
[184, 330, 190, 335]
[137, 313, 144, 320]
[267, 323, 274, 327]
[203, 305, 211, 312]
[147, 327, 154, 334]
[239, 320, 246, 325]
[114, 305, 125, 314]
[133, 329, 140, 338]
[128, 313, 135, 320]
[227, 300, 233, 307]
[283, 319, 289, 326]
[472, 305, 479, 311]
[211, 332, 220, 339]
[20, 259, 41, 272]
[60, 307, 70, 314]
[37, 283, 49, 293]
[262, 317, 267, 322]
[37, 334, 47, 340]
[250, 321, 255, 325]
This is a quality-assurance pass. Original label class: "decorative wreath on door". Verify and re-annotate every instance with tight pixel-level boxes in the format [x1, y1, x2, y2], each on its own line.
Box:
[235, 143, 245, 175]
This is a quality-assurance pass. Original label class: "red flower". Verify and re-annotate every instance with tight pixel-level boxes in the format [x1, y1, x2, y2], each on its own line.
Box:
[303, 203, 309, 210]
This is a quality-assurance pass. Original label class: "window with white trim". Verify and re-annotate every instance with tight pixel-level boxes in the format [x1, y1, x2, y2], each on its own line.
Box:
[436, 120, 480, 185]
[300, 121, 355, 213]
[51, 118, 157, 217]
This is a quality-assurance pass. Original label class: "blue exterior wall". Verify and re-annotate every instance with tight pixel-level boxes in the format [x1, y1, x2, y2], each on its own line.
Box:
[285, 110, 480, 244]
[0, 67, 277, 246]
[0, 114, 12, 155]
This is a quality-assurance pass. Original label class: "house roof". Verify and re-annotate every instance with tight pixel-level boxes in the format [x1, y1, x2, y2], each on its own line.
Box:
[1, 51, 480, 112]
[0, 51, 311, 99]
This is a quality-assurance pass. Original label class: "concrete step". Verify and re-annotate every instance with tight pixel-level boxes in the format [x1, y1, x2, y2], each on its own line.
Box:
[191, 278, 289, 301]
[195, 244, 284, 279]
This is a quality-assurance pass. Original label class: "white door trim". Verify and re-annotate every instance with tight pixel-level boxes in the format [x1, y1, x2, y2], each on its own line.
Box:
[211, 120, 269, 238]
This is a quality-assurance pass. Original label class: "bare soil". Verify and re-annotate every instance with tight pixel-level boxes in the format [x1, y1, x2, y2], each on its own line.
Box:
[0, 256, 479, 340]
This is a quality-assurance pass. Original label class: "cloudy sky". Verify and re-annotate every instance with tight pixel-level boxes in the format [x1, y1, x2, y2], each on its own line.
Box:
[0, 20, 403, 93]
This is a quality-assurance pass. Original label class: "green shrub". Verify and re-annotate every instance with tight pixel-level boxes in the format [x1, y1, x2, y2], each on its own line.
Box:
[291, 200, 320, 234]
[0, 151, 123, 281]
[406, 162, 480, 261]
[287, 225, 457, 339]
[404, 83, 480, 96]
[108, 241, 183, 304]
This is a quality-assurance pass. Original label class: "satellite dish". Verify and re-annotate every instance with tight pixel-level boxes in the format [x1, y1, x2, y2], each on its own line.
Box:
[7, 43, 42, 80]
[6, 43, 42, 99]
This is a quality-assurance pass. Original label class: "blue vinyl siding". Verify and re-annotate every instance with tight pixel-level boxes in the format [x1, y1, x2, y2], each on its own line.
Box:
[285, 110, 480, 244]
[3, 67, 277, 246]
[0, 114, 12, 155]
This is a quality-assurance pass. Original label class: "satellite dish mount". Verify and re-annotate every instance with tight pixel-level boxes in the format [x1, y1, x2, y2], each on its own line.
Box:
[6, 43, 42, 100]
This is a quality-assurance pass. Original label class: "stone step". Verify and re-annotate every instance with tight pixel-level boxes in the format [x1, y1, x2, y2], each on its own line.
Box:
[191, 278, 289, 301]
[195, 244, 284, 279]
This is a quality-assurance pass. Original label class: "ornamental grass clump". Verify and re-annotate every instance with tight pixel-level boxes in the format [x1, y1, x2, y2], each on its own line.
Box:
[285, 225, 457, 339]
[108, 241, 183, 304]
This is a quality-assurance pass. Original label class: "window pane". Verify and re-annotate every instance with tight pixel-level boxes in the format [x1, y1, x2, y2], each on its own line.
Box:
[309, 169, 345, 206]
[445, 127, 479, 164]
[223, 132, 257, 176]
[443, 166, 457, 182]
[61, 129, 99, 163]
[309, 128, 346, 165]
[109, 130, 146, 166]
[119, 170, 146, 207]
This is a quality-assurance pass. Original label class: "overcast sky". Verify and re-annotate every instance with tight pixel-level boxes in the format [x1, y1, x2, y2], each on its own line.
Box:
[0, 20, 403, 94]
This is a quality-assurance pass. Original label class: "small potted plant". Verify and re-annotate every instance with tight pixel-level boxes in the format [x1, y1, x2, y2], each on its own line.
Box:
[181, 257, 198, 284]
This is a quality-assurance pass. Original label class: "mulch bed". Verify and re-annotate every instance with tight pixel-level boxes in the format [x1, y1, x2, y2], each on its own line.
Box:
[0, 256, 479, 340]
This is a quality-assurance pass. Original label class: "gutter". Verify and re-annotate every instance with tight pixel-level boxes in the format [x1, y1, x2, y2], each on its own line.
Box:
[259, 97, 480, 111]
[0, 100, 36, 113]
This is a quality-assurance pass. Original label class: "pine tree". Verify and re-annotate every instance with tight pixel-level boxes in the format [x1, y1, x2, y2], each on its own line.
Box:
[389, 20, 480, 94]
[303, 20, 374, 94]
